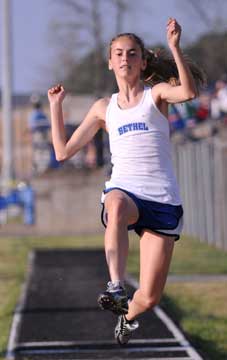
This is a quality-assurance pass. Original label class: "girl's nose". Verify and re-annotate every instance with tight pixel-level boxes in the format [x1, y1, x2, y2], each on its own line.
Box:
[122, 52, 128, 61]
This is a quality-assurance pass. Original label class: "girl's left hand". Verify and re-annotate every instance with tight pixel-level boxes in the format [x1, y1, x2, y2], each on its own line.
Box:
[167, 18, 181, 48]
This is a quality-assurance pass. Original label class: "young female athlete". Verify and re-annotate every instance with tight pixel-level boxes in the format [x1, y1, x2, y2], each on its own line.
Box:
[48, 18, 205, 345]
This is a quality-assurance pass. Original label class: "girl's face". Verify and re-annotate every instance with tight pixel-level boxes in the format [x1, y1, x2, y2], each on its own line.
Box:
[109, 36, 146, 80]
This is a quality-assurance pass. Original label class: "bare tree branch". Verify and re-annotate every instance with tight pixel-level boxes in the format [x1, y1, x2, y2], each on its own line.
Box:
[48, 0, 134, 96]
[54, 0, 88, 17]
[114, 0, 127, 34]
[186, 0, 214, 28]
[90, 0, 104, 97]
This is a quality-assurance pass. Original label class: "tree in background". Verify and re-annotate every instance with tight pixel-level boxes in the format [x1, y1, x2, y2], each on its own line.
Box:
[185, 32, 227, 84]
[49, 0, 128, 96]
[185, 0, 227, 31]
[183, 0, 227, 84]
[49, 0, 227, 93]
[45, 0, 227, 169]
[49, 0, 128, 165]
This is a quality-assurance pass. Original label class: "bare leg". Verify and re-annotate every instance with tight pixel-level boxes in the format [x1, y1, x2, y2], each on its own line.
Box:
[126, 230, 175, 321]
[104, 190, 139, 282]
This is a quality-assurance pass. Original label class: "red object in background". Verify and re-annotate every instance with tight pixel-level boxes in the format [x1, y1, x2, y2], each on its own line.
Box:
[196, 106, 209, 121]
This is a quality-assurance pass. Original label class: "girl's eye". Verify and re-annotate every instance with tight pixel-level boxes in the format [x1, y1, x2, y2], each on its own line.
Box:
[116, 53, 122, 56]
[129, 52, 136, 56]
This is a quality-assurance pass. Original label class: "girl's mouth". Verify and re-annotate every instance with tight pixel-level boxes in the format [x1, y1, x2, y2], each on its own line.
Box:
[120, 65, 131, 69]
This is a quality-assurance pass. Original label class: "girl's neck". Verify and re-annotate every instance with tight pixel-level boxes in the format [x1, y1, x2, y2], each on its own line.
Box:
[117, 80, 144, 101]
[116, 80, 145, 110]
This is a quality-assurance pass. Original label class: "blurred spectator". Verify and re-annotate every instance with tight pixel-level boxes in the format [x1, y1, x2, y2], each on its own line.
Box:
[169, 101, 197, 134]
[27, 94, 58, 173]
[184, 101, 197, 128]
[28, 94, 50, 132]
[27, 94, 50, 150]
[168, 104, 185, 133]
[195, 92, 210, 122]
[210, 76, 227, 121]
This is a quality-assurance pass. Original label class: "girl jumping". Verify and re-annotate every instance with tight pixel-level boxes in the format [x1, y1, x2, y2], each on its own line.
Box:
[48, 18, 205, 345]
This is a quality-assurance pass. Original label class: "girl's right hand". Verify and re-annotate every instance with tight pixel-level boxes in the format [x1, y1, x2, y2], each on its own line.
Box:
[48, 84, 66, 104]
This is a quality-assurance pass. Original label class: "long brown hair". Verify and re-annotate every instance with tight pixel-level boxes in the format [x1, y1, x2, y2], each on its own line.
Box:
[109, 33, 206, 90]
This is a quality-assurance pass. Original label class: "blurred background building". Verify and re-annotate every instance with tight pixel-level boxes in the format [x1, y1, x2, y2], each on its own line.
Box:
[0, 0, 227, 248]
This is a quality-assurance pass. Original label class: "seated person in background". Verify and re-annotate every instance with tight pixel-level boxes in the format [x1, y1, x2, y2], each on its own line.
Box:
[28, 94, 50, 135]
[27, 94, 51, 173]
[210, 76, 227, 121]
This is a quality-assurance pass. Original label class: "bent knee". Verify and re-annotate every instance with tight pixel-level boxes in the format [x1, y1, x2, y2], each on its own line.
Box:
[105, 193, 129, 223]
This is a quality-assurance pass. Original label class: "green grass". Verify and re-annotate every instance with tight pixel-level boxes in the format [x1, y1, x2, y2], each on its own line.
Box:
[0, 234, 227, 359]
[170, 235, 227, 274]
[128, 234, 227, 275]
[161, 283, 227, 360]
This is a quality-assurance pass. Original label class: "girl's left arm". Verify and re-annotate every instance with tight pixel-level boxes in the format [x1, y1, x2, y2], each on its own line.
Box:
[152, 18, 198, 104]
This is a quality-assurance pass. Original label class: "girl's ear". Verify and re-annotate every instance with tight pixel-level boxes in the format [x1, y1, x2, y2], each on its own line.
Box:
[141, 59, 147, 71]
[108, 59, 113, 70]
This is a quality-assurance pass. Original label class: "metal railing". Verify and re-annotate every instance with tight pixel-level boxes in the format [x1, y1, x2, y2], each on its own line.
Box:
[173, 137, 227, 250]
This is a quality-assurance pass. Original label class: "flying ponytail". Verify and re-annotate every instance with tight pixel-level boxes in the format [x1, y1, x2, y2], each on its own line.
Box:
[142, 48, 206, 89]
[109, 33, 206, 91]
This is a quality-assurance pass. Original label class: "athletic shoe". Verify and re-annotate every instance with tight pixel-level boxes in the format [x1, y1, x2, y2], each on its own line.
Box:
[115, 314, 139, 345]
[97, 281, 128, 315]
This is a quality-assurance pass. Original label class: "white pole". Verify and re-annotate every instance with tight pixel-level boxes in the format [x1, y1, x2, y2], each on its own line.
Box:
[1, 0, 14, 188]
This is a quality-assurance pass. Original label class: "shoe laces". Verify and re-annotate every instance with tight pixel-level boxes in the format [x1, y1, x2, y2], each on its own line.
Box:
[120, 316, 131, 335]
[119, 315, 139, 335]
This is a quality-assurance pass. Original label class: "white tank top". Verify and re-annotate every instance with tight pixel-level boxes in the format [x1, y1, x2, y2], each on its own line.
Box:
[105, 86, 182, 205]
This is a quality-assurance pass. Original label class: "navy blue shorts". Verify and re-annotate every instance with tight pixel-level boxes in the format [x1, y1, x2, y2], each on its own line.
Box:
[101, 187, 184, 241]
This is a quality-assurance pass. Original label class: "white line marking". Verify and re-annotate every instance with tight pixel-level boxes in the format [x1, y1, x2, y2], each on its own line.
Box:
[6, 312, 21, 360]
[6, 253, 202, 360]
[15, 338, 179, 347]
[126, 274, 203, 360]
[6, 251, 35, 360]
[133, 358, 192, 360]
[14, 346, 193, 355]
[48, 358, 192, 360]
[51, 358, 193, 360]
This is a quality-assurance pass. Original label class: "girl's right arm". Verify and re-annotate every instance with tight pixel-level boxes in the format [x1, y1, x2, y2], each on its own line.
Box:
[48, 84, 107, 161]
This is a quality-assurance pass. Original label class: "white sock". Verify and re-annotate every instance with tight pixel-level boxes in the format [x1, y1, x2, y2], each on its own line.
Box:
[110, 280, 124, 289]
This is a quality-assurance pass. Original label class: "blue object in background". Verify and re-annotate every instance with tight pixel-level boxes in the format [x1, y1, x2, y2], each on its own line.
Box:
[18, 184, 35, 225]
[49, 145, 61, 169]
[0, 184, 35, 225]
[0, 196, 8, 224]
[0, 196, 7, 209]
[6, 190, 20, 205]
[168, 104, 185, 132]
